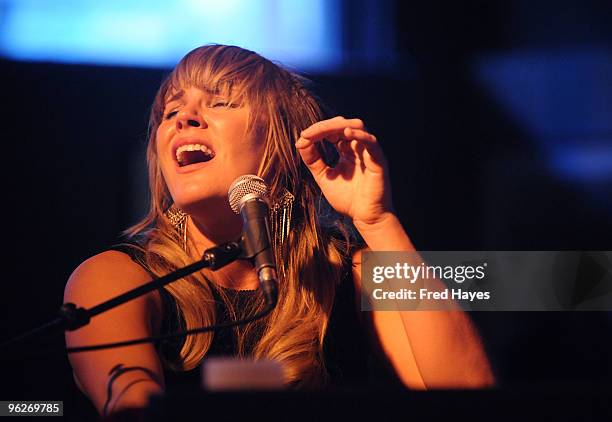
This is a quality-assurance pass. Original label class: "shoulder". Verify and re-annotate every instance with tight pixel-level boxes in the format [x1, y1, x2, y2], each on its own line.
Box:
[64, 251, 166, 413]
[64, 250, 161, 315]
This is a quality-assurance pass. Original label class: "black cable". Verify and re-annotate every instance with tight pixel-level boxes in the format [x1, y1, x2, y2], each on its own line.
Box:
[65, 303, 274, 354]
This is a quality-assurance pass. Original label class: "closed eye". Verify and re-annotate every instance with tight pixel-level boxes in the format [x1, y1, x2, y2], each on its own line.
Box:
[210, 99, 241, 108]
[164, 110, 178, 119]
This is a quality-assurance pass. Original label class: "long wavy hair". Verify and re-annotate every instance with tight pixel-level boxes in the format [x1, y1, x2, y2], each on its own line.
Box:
[124, 45, 355, 388]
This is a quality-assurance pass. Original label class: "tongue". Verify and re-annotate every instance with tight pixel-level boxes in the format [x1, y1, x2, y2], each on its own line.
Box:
[181, 150, 212, 166]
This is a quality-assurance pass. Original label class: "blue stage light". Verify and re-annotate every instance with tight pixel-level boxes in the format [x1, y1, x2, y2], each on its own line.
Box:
[0, 0, 341, 71]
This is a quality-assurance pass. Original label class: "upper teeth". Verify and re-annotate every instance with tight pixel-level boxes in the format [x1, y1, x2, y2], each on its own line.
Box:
[176, 144, 215, 163]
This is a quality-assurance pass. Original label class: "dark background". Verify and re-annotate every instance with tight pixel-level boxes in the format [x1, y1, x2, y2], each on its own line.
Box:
[1, 0, 611, 419]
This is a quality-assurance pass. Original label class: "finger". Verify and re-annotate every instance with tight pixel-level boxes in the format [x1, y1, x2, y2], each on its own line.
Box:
[337, 139, 354, 157]
[295, 137, 328, 176]
[301, 117, 366, 142]
[342, 127, 376, 143]
[336, 140, 358, 165]
[361, 143, 384, 173]
[342, 127, 386, 166]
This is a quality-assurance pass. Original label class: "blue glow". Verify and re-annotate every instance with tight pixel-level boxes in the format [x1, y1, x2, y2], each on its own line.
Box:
[551, 145, 612, 182]
[0, 0, 341, 71]
[474, 48, 612, 182]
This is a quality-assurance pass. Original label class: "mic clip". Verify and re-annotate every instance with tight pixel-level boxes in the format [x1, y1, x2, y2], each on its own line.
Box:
[202, 240, 244, 270]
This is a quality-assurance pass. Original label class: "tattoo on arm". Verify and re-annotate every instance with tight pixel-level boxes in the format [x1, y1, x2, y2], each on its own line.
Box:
[102, 363, 163, 416]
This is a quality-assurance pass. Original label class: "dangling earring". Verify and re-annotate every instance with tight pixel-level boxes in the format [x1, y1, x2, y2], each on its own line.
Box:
[269, 190, 294, 273]
[165, 206, 188, 252]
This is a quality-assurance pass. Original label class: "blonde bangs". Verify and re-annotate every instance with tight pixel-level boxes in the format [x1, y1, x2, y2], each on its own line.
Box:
[166, 45, 271, 134]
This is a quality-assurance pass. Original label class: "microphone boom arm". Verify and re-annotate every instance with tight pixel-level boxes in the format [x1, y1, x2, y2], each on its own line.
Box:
[0, 241, 243, 352]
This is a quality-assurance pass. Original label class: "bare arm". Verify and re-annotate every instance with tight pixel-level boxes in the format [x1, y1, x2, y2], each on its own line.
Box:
[352, 213, 496, 389]
[296, 116, 495, 389]
[64, 251, 165, 415]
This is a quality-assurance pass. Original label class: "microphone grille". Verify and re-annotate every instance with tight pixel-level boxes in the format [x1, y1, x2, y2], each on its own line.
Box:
[228, 175, 268, 214]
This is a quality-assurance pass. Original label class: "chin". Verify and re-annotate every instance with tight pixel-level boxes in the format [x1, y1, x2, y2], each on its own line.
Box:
[173, 192, 232, 215]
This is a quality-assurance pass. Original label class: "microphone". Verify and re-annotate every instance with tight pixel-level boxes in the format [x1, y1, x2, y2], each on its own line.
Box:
[228, 175, 278, 306]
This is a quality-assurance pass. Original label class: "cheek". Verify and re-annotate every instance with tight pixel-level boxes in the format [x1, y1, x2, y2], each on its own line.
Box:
[154, 128, 174, 185]
[155, 125, 173, 161]
[154, 125, 163, 152]
[220, 122, 263, 162]
[237, 136, 266, 169]
[156, 123, 169, 146]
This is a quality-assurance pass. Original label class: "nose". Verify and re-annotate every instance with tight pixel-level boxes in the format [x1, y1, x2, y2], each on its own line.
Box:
[176, 109, 206, 130]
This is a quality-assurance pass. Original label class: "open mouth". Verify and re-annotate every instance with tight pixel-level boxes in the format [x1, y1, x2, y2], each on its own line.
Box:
[175, 144, 216, 167]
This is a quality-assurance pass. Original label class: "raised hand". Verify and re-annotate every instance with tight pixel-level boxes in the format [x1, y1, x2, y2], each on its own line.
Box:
[295, 116, 394, 231]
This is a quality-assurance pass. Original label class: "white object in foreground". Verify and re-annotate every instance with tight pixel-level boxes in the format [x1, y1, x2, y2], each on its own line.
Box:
[202, 358, 285, 391]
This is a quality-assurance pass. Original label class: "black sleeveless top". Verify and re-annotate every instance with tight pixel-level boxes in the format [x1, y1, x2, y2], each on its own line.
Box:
[109, 244, 403, 391]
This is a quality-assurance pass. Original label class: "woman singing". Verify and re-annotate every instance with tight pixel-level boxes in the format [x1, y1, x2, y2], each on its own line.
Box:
[64, 44, 494, 416]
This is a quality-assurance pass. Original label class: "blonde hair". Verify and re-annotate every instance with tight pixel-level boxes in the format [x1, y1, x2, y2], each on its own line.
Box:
[125, 45, 355, 387]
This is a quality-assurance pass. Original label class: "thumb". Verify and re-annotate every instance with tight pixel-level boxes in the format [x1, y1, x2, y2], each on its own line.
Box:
[295, 137, 328, 177]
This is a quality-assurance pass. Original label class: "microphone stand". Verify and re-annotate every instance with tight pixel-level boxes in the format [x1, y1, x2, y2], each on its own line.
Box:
[0, 241, 244, 353]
